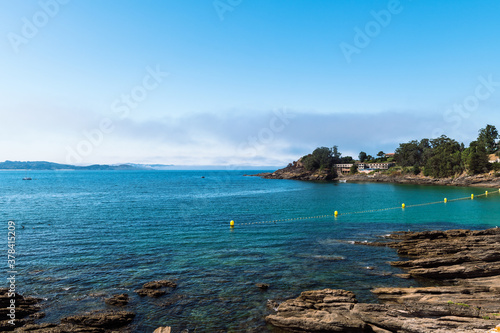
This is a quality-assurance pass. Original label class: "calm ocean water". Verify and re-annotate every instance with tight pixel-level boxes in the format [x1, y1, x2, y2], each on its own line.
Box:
[1, 170, 499, 332]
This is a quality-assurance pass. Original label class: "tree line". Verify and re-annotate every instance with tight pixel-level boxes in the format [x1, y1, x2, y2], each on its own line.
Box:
[394, 124, 499, 177]
[300, 124, 500, 178]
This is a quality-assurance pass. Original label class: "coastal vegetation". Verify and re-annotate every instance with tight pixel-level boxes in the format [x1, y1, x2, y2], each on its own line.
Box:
[301, 124, 500, 178]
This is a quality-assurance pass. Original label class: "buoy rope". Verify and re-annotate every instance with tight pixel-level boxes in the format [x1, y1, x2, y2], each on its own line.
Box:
[234, 190, 499, 226]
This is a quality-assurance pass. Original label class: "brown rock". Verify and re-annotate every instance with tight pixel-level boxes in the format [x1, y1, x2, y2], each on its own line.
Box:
[104, 294, 129, 307]
[256, 283, 269, 290]
[61, 310, 135, 328]
[143, 280, 177, 289]
[267, 228, 500, 333]
[135, 289, 166, 298]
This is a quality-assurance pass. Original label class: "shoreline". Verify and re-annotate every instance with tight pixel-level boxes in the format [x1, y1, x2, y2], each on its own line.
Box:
[251, 170, 500, 189]
[266, 227, 500, 332]
[8, 228, 500, 332]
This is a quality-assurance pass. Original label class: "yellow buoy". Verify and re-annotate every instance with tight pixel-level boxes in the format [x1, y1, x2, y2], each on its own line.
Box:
[485, 191, 488, 196]
[471, 194, 474, 200]
[402, 203, 405, 209]
[444, 198, 447, 203]
[230, 220, 235, 228]
[334, 211, 338, 217]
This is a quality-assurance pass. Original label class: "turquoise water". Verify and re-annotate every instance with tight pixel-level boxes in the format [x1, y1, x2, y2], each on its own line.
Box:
[1, 170, 499, 332]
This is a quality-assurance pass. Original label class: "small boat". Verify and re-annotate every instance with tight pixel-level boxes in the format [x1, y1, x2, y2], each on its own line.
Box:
[338, 179, 346, 183]
[23, 177, 32, 180]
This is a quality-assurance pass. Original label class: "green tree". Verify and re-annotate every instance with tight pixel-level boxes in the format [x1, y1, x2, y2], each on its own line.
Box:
[302, 146, 342, 171]
[341, 156, 354, 163]
[477, 124, 499, 154]
[395, 140, 420, 166]
[424, 136, 463, 177]
[463, 140, 490, 175]
[377, 151, 385, 157]
[358, 151, 367, 162]
[349, 164, 358, 174]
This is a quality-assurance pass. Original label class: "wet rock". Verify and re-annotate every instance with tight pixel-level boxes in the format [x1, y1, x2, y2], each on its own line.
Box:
[256, 283, 269, 290]
[135, 289, 165, 298]
[266, 299, 279, 311]
[0, 288, 43, 331]
[104, 294, 129, 307]
[61, 310, 135, 329]
[143, 280, 177, 289]
[14, 323, 104, 332]
[266, 289, 366, 332]
[135, 280, 176, 298]
[153, 327, 172, 333]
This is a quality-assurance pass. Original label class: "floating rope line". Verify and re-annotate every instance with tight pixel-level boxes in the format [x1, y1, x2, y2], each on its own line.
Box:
[231, 189, 500, 227]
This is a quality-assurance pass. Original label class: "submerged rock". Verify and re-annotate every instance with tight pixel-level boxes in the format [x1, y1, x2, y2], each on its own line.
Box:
[135, 280, 177, 298]
[256, 283, 269, 290]
[135, 289, 166, 298]
[143, 280, 177, 289]
[61, 310, 135, 328]
[104, 294, 129, 307]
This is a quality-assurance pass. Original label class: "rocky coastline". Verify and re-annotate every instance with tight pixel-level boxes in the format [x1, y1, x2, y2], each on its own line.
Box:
[251, 162, 500, 188]
[1, 280, 178, 332]
[266, 227, 500, 333]
[3, 229, 500, 332]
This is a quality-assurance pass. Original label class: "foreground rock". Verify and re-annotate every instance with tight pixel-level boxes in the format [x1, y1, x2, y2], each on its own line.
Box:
[104, 294, 129, 307]
[266, 228, 500, 332]
[14, 311, 135, 332]
[0, 288, 43, 331]
[61, 310, 135, 328]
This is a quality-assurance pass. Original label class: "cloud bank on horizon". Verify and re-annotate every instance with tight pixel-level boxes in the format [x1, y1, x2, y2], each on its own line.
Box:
[0, 0, 499, 166]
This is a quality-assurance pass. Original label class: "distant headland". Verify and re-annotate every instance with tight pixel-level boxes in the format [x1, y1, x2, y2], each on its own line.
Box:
[0, 161, 174, 171]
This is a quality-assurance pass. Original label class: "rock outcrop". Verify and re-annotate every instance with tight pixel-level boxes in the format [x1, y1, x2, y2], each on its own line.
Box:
[104, 294, 129, 307]
[266, 228, 500, 332]
[135, 280, 177, 298]
[0, 289, 43, 331]
[252, 159, 337, 181]
[60, 310, 135, 328]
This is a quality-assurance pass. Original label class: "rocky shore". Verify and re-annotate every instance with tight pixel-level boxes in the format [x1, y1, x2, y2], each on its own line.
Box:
[1, 280, 177, 332]
[5, 229, 500, 332]
[251, 160, 336, 181]
[266, 227, 500, 332]
[251, 160, 500, 188]
[342, 173, 500, 188]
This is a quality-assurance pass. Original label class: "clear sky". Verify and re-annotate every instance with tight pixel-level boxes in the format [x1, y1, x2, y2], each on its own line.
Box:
[1, 0, 499, 166]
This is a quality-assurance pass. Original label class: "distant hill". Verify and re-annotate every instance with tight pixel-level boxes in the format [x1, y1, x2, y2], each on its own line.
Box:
[0, 161, 172, 170]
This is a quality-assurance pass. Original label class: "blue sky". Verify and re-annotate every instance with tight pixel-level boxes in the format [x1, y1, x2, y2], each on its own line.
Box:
[1, 0, 499, 166]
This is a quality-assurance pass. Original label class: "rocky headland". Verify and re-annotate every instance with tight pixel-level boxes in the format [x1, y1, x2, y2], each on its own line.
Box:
[251, 159, 336, 181]
[252, 160, 500, 188]
[266, 227, 500, 332]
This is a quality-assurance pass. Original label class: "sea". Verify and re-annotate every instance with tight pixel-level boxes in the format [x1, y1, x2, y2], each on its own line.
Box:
[1, 170, 499, 332]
